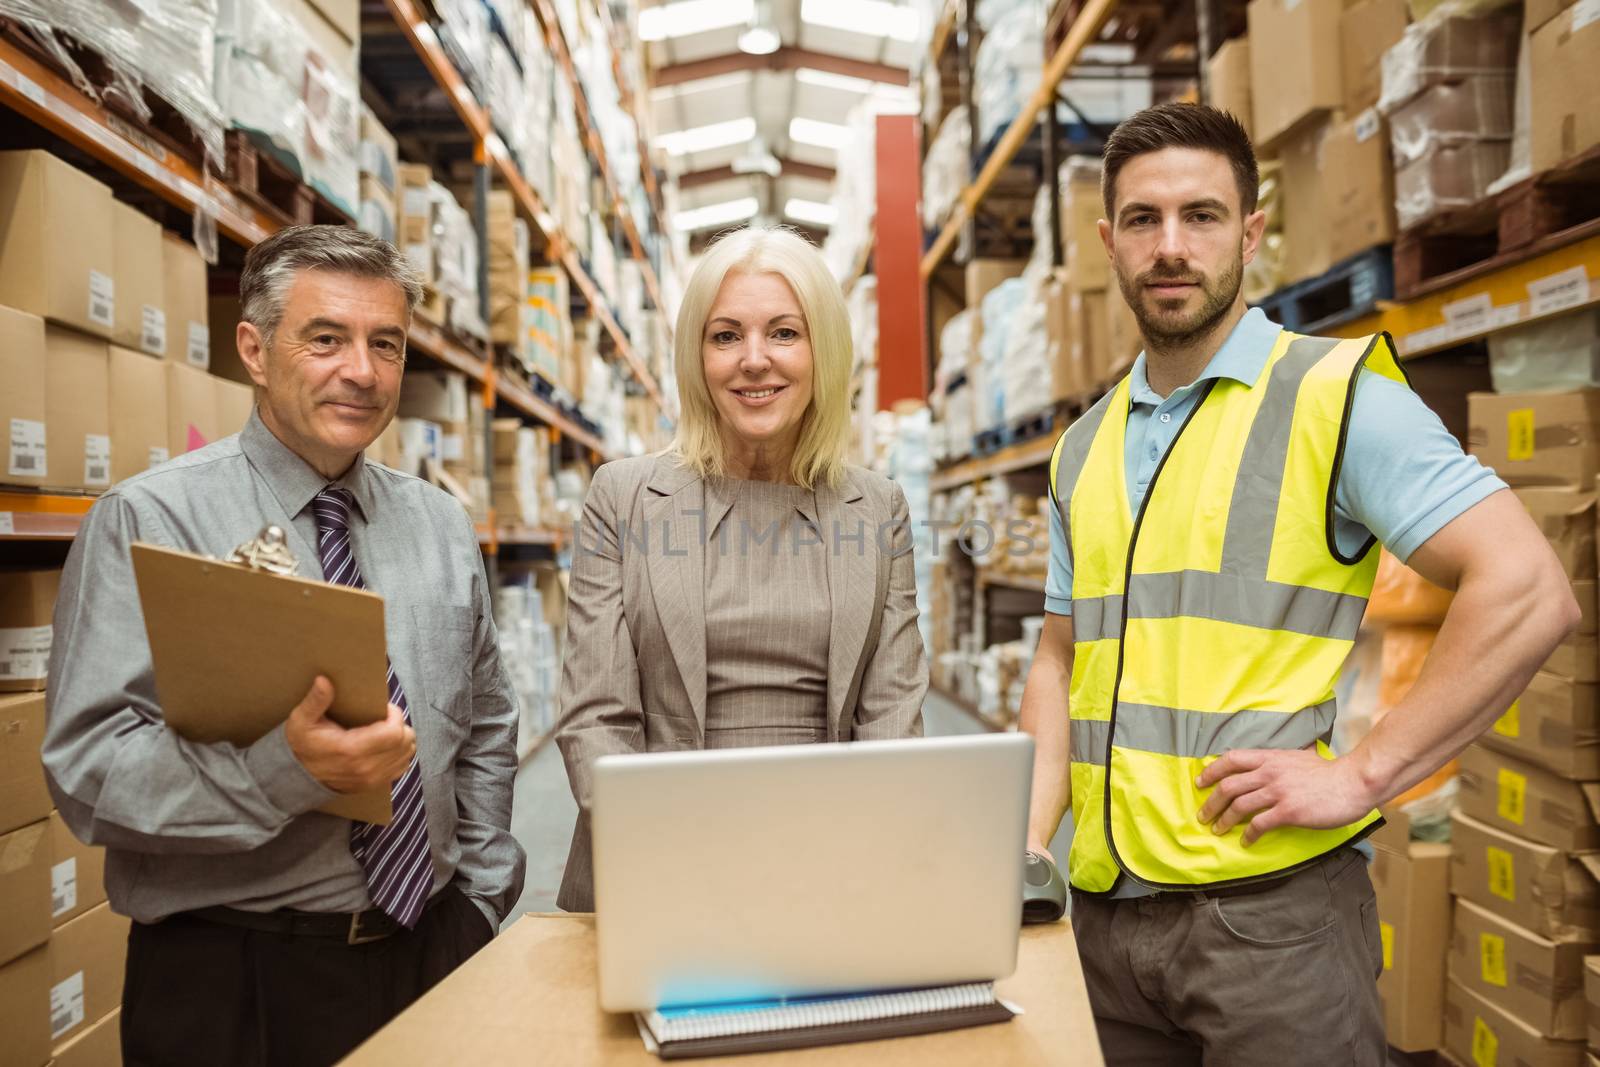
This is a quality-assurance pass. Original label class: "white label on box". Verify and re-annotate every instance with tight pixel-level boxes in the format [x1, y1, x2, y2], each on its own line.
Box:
[13, 71, 46, 109]
[147, 446, 170, 469]
[441, 434, 464, 462]
[1354, 109, 1380, 144]
[185, 322, 209, 369]
[51, 857, 77, 918]
[1575, 0, 1600, 33]
[87, 270, 114, 328]
[84, 433, 111, 488]
[0, 513, 12, 536]
[1489, 304, 1522, 330]
[0, 625, 50, 682]
[9, 417, 45, 478]
[1443, 293, 1493, 339]
[141, 305, 167, 355]
[1529, 266, 1592, 318]
[50, 971, 84, 1039]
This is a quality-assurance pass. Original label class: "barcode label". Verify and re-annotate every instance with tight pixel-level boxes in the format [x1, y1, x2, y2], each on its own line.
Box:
[186, 322, 209, 368]
[49, 971, 84, 1039]
[87, 270, 114, 328]
[84, 434, 111, 487]
[141, 305, 167, 355]
[9, 417, 45, 478]
[147, 446, 170, 469]
[51, 857, 77, 918]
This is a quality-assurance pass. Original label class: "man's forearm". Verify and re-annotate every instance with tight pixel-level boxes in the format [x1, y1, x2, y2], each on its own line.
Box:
[1349, 552, 1577, 807]
[1019, 651, 1072, 852]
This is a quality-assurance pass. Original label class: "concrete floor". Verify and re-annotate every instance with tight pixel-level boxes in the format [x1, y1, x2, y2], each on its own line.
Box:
[503, 690, 1072, 922]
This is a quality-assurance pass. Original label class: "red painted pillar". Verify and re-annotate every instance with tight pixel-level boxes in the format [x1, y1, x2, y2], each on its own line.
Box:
[874, 113, 927, 410]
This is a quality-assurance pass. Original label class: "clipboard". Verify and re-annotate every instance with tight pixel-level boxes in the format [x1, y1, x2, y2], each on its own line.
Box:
[130, 541, 394, 825]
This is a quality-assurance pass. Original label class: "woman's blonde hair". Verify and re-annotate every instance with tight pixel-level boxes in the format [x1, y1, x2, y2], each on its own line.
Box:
[668, 226, 852, 489]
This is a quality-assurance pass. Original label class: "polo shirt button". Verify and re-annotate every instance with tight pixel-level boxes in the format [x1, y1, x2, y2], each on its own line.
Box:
[1159, 412, 1172, 423]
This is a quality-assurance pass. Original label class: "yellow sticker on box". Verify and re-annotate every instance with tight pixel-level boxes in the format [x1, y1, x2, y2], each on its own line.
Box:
[1487, 847, 1515, 901]
[1380, 921, 1394, 970]
[1507, 409, 1536, 461]
[1480, 932, 1507, 987]
[1494, 701, 1520, 738]
[1496, 768, 1526, 824]
[1473, 1016, 1499, 1067]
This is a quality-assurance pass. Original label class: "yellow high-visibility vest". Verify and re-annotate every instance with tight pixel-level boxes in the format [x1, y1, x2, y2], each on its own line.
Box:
[1049, 329, 1407, 893]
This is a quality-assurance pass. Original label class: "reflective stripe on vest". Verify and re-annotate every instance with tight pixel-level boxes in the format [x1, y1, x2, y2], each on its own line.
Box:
[1055, 329, 1407, 894]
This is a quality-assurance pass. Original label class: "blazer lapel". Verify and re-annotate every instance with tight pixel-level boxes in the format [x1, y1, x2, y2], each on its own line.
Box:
[819, 472, 875, 741]
[643, 457, 709, 735]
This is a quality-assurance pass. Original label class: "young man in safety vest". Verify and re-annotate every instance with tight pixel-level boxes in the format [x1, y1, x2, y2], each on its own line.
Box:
[1020, 102, 1579, 1064]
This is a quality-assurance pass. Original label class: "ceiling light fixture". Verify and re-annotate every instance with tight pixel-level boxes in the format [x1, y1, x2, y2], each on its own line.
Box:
[788, 116, 852, 150]
[738, 0, 781, 55]
[799, 0, 919, 42]
[673, 196, 761, 232]
[657, 117, 758, 156]
[783, 198, 838, 226]
[639, 0, 753, 42]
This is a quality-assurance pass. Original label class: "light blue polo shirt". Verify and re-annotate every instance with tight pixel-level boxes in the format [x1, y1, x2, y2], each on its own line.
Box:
[1045, 307, 1506, 896]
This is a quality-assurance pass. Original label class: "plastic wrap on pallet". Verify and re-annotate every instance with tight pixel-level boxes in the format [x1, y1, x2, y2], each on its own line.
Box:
[1243, 160, 1286, 304]
[848, 276, 879, 378]
[302, 45, 359, 219]
[975, 0, 1041, 31]
[937, 308, 976, 392]
[1488, 309, 1600, 394]
[1386, 74, 1514, 168]
[519, 8, 556, 203]
[431, 183, 488, 341]
[436, 0, 491, 100]
[1486, 21, 1532, 196]
[1001, 274, 1052, 424]
[1376, 8, 1520, 117]
[1392, 139, 1510, 229]
[979, 277, 1028, 430]
[921, 105, 970, 231]
[822, 99, 896, 282]
[214, 0, 309, 174]
[974, 5, 1044, 148]
[488, 35, 526, 160]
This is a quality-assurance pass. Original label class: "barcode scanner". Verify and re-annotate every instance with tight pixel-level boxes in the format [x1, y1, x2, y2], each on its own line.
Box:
[1022, 850, 1067, 924]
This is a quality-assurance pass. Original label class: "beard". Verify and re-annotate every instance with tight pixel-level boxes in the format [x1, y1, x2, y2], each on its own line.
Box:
[1117, 253, 1243, 349]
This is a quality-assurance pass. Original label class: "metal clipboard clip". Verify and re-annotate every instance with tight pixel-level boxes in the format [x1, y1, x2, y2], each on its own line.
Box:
[225, 525, 301, 577]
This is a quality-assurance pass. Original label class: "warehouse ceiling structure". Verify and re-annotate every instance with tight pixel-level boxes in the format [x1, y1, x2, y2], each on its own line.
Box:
[642, 0, 921, 241]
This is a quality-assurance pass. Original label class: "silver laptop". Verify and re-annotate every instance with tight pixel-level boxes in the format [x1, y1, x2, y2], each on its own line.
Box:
[591, 733, 1034, 1012]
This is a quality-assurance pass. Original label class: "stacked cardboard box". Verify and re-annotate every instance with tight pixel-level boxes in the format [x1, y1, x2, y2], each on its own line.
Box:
[487, 192, 530, 349]
[356, 106, 400, 244]
[1371, 811, 1453, 1051]
[523, 266, 570, 389]
[0, 692, 120, 1067]
[1377, 9, 1519, 230]
[491, 419, 549, 528]
[1530, 2, 1600, 174]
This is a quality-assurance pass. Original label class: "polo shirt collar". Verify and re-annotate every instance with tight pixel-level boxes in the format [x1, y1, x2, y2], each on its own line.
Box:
[1127, 306, 1282, 406]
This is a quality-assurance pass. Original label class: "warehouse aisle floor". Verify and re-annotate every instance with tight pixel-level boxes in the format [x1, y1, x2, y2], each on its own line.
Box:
[502, 691, 1067, 923]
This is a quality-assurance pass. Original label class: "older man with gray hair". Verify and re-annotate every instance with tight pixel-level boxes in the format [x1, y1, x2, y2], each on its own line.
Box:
[43, 224, 525, 1066]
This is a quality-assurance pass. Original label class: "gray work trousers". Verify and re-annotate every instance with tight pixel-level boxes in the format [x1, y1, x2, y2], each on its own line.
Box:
[1071, 847, 1386, 1066]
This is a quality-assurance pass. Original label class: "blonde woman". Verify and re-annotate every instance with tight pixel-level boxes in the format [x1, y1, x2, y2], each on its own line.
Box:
[554, 227, 928, 911]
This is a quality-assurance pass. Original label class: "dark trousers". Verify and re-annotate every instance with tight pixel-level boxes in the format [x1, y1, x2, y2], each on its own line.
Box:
[1071, 848, 1386, 1067]
[121, 886, 496, 1067]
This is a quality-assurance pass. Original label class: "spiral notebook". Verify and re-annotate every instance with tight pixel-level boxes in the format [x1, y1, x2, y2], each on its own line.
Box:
[635, 981, 1018, 1059]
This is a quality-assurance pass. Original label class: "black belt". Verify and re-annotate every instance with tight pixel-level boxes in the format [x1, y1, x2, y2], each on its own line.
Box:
[182, 891, 449, 946]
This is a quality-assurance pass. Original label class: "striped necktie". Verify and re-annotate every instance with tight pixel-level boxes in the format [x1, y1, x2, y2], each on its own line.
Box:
[311, 486, 432, 928]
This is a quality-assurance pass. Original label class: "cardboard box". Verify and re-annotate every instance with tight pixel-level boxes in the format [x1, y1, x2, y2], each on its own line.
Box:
[1278, 117, 1333, 285]
[966, 259, 1027, 309]
[1587, 954, 1600, 1051]
[1246, 0, 1344, 150]
[1058, 168, 1107, 293]
[358, 176, 397, 244]
[1321, 109, 1397, 265]
[1379, 10, 1522, 115]
[488, 191, 528, 346]
[0, 694, 48, 833]
[0, 947, 50, 1067]
[165, 361, 220, 457]
[1394, 139, 1512, 230]
[213, 377, 255, 439]
[1579, 579, 1598, 636]
[1370, 812, 1453, 1051]
[0, 572, 58, 695]
[0, 304, 48, 489]
[108, 346, 170, 484]
[1070, 289, 1111, 389]
[1528, 0, 1579, 33]
[44, 325, 111, 494]
[1449, 896, 1596, 1040]
[47, 812, 106, 930]
[1388, 74, 1516, 169]
[0, 820, 50, 968]
[1207, 36, 1253, 141]
[307, 0, 358, 44]
[0, 151, 115, 339]
[1531, 4, 1600, 174]
[1548, 630, 1600, 684]
[1518, 487, 1599, 579]
[359, 104, 398, 194]
[1457, 743, 1600, 851]
[205, 295, 250, 386]
[399, 371, 471, 424]
[47, 903, 129, 1048]
[110, 202, 166, 358]
[50, 1006, 120, 1067]
[1340, 0, 1409, 116]
[1105, 286, 1142, 383]
[398, 163, 434, 284]
[1044, 273, 1088, 403]
[1486, 671, 1600, 780]
[1470, 390, 1600, 489]
[1451, 809, 1600, 943]
[161, 235, 209, 370]
[1445, 976, 1588, 1067]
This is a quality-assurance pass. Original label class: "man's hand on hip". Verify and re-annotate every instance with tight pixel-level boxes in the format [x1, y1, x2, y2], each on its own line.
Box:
[286, 676, 417, 793]
[1195, 748, 1378, 847]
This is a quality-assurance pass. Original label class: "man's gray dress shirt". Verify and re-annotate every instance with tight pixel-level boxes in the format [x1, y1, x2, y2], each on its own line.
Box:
[42, 411, 526, 927]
